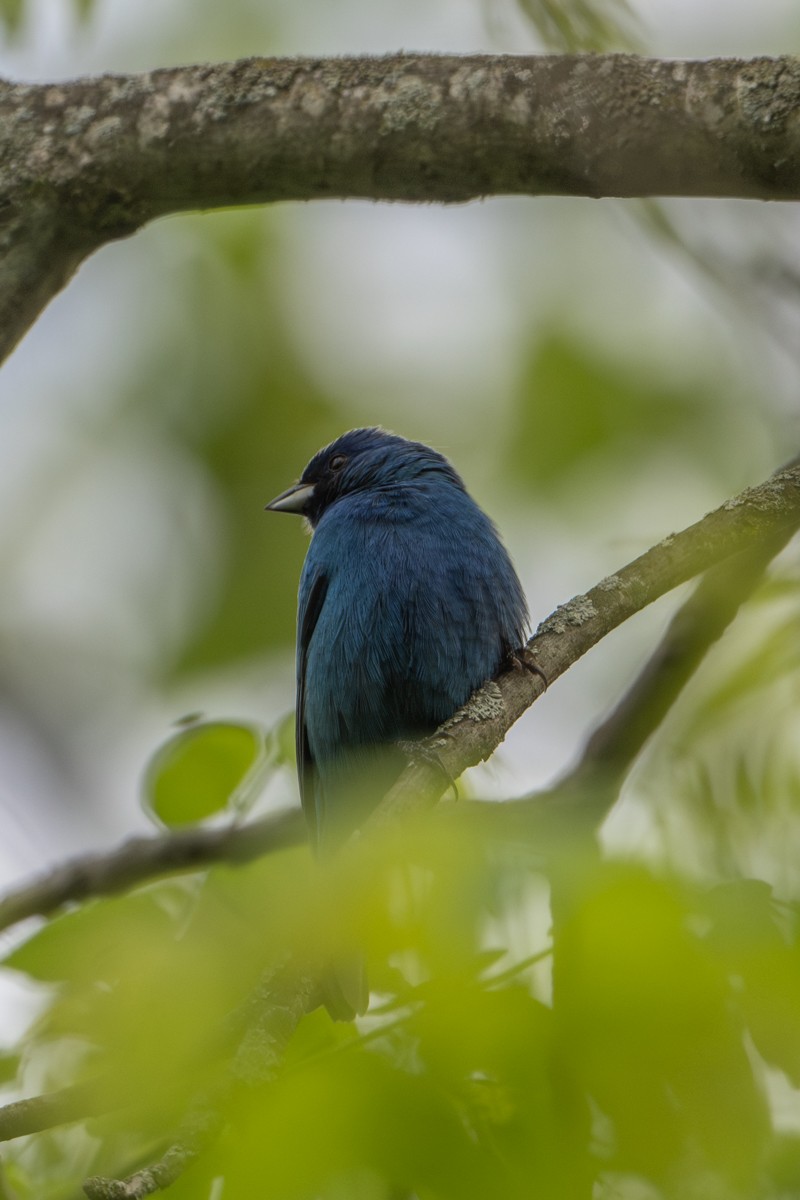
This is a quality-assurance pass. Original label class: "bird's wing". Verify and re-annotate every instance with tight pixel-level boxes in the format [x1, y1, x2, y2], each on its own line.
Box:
[296, 566, 329, 844]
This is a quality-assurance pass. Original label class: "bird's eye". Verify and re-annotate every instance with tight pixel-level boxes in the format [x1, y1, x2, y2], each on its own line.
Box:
[329, 454, 347, 472]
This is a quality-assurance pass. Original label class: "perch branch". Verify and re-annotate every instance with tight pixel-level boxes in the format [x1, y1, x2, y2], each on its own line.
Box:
[368, 460, 800, 830]
[550, 528, 796, 811]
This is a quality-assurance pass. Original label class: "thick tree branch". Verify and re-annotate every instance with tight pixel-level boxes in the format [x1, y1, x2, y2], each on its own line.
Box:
[2, 52, 800, 359]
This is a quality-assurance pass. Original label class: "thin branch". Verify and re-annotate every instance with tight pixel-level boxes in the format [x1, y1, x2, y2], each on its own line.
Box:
[0, 955, 319, 1153]
[82, 959, 315, 1200]
[3, 53, 800, 359]
[549, 526, 797, 813]
[0, 1077, 124, 1142]
[0, 808, 306, 935]
[454, 525, 798, 855]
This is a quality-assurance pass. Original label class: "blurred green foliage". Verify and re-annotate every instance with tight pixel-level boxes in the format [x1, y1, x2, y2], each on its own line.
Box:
[515, 0, 641, 51]
[5, 566, 800, 1197]
[129, 212, 347, 677]
[4, 595, 800, 1200]
[635, 568, 800, 884]
[0, 0, 93, 36]
[0, 0, 23, 36]
[508, 332, 744, 496]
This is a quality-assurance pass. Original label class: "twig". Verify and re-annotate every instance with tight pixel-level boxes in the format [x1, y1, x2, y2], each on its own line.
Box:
[0, 1077, 125, 1142]
[0, 808, 306, 935]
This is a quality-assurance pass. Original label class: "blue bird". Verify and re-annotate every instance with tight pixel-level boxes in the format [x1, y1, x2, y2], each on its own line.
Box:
[267, 427, 529, 1016]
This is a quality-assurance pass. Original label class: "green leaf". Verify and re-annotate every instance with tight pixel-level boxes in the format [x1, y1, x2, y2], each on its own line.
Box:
[224, 1048, 499, 1200]
[142, 719, 270, 827]
[702, 883, 800, 1087]
[556, 864, 768, 1188]
[3, 887, 178, 984]
[766, 1134, 800, 1196]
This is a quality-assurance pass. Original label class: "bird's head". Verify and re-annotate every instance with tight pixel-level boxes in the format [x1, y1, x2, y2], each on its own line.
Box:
[265, 427, 464, 527]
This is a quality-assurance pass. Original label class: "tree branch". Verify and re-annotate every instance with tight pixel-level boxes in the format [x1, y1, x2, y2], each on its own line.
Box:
[0, 1078, 126, 1143]
[3, 52, 800, 359]
[0, 808, 305, 935]
[458, 520, 798, 853]
[551, 526, 796, 813]
[368, 461, 800, 830]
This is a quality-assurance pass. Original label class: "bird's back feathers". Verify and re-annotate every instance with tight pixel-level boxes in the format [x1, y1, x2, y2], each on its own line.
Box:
[294, 435, 528, 851]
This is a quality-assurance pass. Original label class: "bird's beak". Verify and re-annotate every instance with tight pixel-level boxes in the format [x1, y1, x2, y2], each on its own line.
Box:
[265, 481, 316, 515]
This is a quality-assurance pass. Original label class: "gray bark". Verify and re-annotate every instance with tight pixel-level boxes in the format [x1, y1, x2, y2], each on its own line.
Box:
[1, 53, 800, 360]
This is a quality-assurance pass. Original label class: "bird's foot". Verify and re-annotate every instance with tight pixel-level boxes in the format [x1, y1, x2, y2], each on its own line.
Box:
[396, 739, 459, 801]
[509, 647, 549, 690]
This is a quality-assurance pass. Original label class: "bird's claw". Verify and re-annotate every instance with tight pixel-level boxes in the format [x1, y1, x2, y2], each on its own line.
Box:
[510, 647, 549, 690]
[397, 739, 459, 801]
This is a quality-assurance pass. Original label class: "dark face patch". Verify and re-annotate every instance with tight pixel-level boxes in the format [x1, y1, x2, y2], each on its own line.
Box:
[298, 427, 465, 527]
